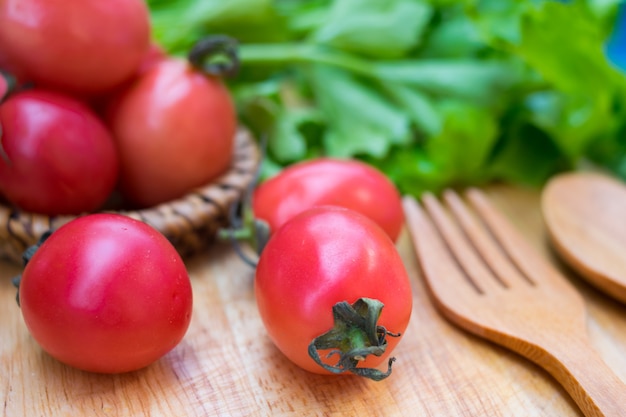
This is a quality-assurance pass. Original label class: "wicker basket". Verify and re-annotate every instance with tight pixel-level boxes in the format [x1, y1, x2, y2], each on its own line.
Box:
[0, 128, 260, 265]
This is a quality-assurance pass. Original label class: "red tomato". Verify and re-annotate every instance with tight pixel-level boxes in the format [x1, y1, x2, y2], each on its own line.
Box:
[107, 58, 237, 208]
[253, 158, 404, 242]
[0, 89, 119, 215]
[90, 42, 168, 117]
[255, 206, 412, 379]
[137, 43, 169, 74]
[0, 0, 150, 96]
[18, 213, 193, 374]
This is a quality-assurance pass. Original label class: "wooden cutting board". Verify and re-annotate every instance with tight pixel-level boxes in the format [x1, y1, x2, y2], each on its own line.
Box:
[1, 183, 625, 416]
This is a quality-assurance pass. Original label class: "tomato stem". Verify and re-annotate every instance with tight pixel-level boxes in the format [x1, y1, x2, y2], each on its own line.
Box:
[0, 125, 8, 165]
[12, 230, 54, 307]
[218, 227, 252, 240]
[0, 71, 17, 160]
[308, 297, 401, 381]
[0, 70, 17, 103]
[218, 133, 269, 267]
[0, 71, 20, 163]
[218, 217, 269, 268]
[188, 35, 240, 78]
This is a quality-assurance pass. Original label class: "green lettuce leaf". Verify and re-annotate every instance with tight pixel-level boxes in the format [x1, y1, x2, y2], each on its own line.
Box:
[312, 0, 433, 59]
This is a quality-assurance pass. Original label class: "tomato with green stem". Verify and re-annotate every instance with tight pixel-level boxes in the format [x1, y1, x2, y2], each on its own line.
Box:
[106, 36, 238, 208]
[254, 205, 412, 380]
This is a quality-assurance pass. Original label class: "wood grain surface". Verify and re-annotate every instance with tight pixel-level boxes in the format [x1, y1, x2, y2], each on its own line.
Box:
[1, 183, 625, 417]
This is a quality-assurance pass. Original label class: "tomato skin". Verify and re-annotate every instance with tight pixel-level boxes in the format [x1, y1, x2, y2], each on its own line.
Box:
[255, 206, 412, 375]
[0, 89, 119, 215]
[18, 214, 193, 374]
[253, 158, 404, 242]
[0, 0, 150, 95]
[107, 58, 237, 208]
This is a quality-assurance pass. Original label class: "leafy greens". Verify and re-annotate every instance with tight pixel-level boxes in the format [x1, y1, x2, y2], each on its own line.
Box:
[148, 0, 626, 195]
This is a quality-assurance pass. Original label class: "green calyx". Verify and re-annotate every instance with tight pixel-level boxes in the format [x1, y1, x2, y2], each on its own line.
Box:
[187, 35, 240, 79]
[308, 297, 401, 381]
[0, 70, 18, 165]
[12, 230, 54, 307]
[0, 70, 17, 103]
[217, 202, 270, 268]
[217, 134, 269, 268]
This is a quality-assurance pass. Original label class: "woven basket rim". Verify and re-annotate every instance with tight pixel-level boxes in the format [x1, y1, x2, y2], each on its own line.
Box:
[0, 127, 260, 264]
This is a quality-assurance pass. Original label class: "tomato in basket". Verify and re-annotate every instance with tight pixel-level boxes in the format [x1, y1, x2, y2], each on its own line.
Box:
[106, 36, 238, 208]
[0, 0, 151, 96]
[0, 89, 119, 215]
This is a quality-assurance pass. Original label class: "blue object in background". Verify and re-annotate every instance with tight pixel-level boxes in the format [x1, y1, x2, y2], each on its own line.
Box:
[606, 3, 626, 71]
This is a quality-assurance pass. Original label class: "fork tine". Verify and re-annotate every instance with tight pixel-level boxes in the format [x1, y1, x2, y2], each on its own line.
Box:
[421, 192, 503, 294]
[464, 188, 555, 286]
[442, 190, 530, 288]
[404, 194, 506, 329]
[403, 195, 469, 293]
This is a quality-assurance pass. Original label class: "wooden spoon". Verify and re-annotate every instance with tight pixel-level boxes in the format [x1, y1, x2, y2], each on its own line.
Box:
[542, 171, 626, 304]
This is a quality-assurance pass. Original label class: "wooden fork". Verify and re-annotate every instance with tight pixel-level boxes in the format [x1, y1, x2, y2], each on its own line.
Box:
[403, 188, 626, 417]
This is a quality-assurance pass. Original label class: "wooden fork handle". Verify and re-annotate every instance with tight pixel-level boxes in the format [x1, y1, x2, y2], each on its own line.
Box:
[541, 335, 626, 417]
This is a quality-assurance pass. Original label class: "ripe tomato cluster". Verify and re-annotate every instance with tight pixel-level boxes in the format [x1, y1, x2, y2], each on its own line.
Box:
[1, 1, 413, 381]
[0, 0, 239, 375]
[0, 0, 237, 215]
[252, 158, 413, 381]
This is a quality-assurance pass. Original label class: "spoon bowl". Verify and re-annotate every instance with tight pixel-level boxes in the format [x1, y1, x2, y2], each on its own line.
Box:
[542, 171, 626, 304]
